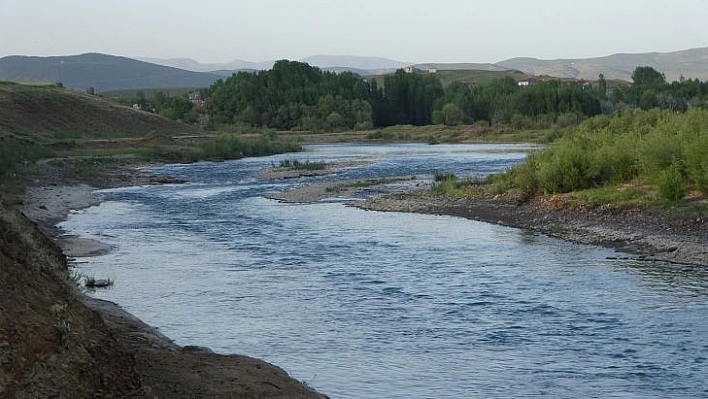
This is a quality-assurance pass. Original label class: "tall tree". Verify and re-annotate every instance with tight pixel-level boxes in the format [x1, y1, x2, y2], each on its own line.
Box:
[631, 66, 666, 87]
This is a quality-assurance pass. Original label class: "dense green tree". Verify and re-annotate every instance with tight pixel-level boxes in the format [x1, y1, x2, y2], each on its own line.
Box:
[204, 62, 708, 130]
[441, 102, 464, 126]
[632, 66, 666, 87]
[381, 70, 444, 125]
[597, 74, 607, 100]
[205, 61, 379, 130]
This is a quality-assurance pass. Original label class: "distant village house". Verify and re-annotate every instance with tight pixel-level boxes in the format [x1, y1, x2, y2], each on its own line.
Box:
[517, 78, 538, 87]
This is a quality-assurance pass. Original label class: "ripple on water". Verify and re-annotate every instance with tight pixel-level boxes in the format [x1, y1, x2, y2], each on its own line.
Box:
[63, 144, 708, 399]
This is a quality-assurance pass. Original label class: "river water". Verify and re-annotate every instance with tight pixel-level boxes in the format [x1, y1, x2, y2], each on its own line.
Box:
[62, 144, 708, 398]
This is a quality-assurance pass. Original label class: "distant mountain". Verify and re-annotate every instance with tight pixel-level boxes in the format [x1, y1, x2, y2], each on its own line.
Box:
[137, 57, 275, 73]
[300, 55, 408, 71]
[3, 48, 707, 94]
[412, 62, 509, 72]
[497, 47, 708, 82]
[320, 66, 375, 77]
[141, 55, 409, 76]
[0, 53, 222, 92]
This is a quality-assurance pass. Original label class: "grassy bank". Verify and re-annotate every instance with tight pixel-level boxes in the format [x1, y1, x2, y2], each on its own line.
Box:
[432, 109, 708, 212]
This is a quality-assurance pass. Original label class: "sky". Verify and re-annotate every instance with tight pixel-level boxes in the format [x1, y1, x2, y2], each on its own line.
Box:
[3, 0, 708, 64]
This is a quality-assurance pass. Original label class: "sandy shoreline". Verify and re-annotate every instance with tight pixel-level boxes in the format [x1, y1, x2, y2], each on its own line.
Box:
[20, 184, 114, 258]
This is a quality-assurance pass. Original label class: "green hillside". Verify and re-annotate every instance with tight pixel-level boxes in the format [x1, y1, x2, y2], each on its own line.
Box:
[0, 81, 195, 142]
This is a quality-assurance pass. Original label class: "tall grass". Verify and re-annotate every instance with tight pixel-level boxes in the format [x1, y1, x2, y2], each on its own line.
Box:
[499, 108, 708, 203]
[431, 173, 487, 197]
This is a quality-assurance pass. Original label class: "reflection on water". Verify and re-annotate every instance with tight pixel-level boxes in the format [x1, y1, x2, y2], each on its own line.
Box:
[61, 144, 708, 399]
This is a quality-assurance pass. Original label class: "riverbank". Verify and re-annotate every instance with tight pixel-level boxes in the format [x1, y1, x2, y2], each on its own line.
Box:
[353, 189, 708, 267]
[258, 171, 706, 267]
[1, 158, 326, 398]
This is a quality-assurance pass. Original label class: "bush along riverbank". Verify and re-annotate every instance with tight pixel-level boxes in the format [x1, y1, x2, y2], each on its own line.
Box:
[491, 108, 708, 205]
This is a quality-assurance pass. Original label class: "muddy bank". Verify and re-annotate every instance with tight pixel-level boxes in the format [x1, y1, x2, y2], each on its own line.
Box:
[353, 191, 708, 267]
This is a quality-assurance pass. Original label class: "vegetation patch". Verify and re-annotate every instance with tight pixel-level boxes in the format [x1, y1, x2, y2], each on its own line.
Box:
[278, 159, 327, 170]
[430, 173, 489, 198]
[480, 109, 708, 207]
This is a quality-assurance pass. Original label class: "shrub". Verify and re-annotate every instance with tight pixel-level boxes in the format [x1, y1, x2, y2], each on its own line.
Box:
[657, 162, 686, 202]
[0, 135, 54, 184]
[511, 158, 538, 201]
[488, 109, 708, 203]
[434, 172, 456, 182]
[555, 113, 579, 128]
[200, 134, 300, 160]
[683, 130, 708, 194]
[535, 136, 600, 193]
[638, 130, 683, 175]
[279, 159, 326, 170]
[431, 173, 460, 195]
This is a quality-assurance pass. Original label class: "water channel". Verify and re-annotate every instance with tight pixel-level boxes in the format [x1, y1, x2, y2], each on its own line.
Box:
[62, 144, 708, 398]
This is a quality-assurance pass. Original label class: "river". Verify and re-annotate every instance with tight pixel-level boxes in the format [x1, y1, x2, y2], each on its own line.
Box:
[61, 143, 708, 398]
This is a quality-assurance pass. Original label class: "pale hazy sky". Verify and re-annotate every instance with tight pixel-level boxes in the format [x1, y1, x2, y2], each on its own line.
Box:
[3, 0, 708, 63]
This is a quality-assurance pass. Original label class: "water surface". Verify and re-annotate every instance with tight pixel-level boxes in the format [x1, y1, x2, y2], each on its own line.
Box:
[63, 144, 708, 398]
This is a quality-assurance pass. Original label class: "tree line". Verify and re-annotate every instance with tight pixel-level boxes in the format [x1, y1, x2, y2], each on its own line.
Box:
[203, 61, 607, 130]
[120, 61, 708, 131]
[605, 66, 708, 113]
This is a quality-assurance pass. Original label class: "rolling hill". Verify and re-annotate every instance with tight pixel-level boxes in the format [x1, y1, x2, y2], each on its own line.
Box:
[0, 81, 195, 141]
[0, 53, 222, 92]
[136, 57, 275, 73]
[139, 54, 410, 76]
[3, 47, 708, 94]
[139, 48, 708, 83]
[497, 47, 708, 82]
